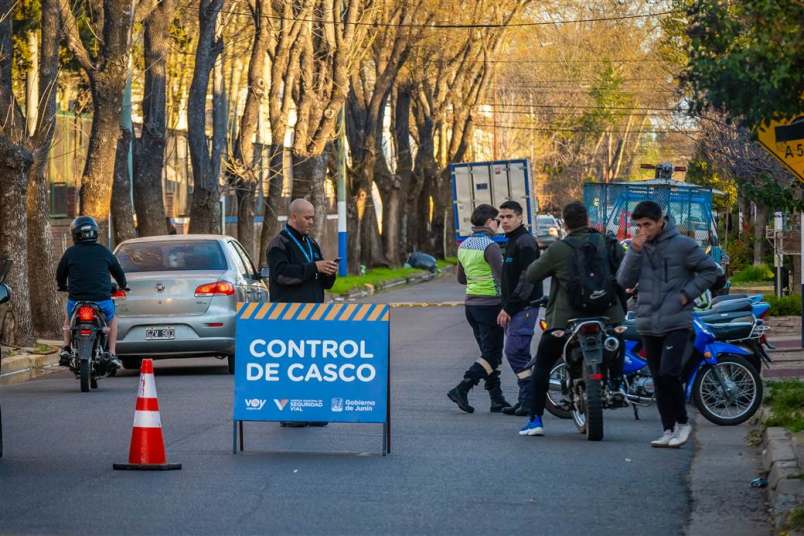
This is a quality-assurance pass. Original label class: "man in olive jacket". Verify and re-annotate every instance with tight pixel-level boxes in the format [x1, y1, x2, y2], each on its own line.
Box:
[518, 202, 625, 436]
[617, 200, 719, 448]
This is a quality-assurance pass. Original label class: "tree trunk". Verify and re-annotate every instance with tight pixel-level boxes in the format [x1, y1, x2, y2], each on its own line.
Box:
[392, 83, 413, 260]
[309, 153, 328, 242]
[80, 82, 124, 242]
[27, 0, 64, 339]
[753, 201, 768, 265]
[232, 0, 268, 257]
[0, 139, 34, 346]
[257, 144, 283, 265]
[111, 127, 137, 244]
[132, 0, 175, 236]
[187, 0, 224, 234]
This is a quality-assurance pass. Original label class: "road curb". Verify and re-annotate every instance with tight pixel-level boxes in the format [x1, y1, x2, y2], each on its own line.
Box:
[0, 349, 60, 385]
[758, 408, 804, 532]
[331, 265, 456, 302]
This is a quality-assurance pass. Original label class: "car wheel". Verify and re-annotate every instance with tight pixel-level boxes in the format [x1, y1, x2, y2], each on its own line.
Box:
[227, 354, 235, 375]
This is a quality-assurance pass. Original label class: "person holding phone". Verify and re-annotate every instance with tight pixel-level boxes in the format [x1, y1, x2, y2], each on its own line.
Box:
[266, 198, 338, 427]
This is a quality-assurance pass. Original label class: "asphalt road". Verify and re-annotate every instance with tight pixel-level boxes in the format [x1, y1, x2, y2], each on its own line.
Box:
[0, 278, 696, 536]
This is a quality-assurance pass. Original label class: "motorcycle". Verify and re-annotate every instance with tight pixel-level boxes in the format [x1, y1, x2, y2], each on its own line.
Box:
[546, 316, 763, 426]
[62, 285, 127, 392]
[0, 258, 11, 458]
[536, 313, 626, 441]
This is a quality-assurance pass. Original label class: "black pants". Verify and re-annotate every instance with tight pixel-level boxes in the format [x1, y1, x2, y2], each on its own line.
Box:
[463, 304, 505, 390]
[529, 331, 625, 418]
[642, 330, 691, 431]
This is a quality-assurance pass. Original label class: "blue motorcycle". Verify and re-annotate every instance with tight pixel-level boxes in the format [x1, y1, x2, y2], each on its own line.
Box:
[546, 317, 763, 426]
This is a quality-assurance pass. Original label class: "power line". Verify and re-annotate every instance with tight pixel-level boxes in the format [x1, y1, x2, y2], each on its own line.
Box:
[219, 8, 680, 29]
[476, 104, 680, 111]
[484, 59, 669, 64]
[474, 123, 700, 134]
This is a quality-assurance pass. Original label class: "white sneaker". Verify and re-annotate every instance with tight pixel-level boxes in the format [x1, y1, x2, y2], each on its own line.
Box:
[650, 430, 674, 448]
[668, 423, 692, 448]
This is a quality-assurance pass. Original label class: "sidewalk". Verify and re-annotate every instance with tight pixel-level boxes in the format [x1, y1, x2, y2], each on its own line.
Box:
[0, 341, 61, 385]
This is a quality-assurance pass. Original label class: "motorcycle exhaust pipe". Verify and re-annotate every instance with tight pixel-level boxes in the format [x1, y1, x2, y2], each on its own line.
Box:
[604, 336, 620, 352]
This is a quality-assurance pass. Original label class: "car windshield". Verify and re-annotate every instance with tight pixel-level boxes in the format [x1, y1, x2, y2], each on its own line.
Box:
[537, 216, 557, 226]
[116, 240, 227, 272]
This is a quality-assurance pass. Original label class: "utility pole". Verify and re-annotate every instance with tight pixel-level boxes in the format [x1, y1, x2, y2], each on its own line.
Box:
[337, 106, 348, 276]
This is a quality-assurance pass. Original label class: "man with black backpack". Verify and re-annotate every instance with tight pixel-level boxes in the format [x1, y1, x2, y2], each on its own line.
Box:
[518, 202, 626, 436]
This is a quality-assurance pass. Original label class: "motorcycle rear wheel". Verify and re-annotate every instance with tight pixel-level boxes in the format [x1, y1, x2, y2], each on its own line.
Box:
[79, 359, 90, 392]
[584, 379, 604, 441]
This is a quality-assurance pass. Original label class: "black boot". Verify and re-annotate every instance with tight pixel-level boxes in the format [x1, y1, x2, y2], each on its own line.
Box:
[488, 387, 513, 413]
[448, 379, 475, 413]
[502, 403, 519, 415]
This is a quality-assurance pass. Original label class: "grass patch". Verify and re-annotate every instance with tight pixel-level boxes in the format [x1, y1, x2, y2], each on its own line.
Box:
[330, 266, 432, 296]
[765, 380, 804, 433]
[787, 505, 804, 532]
[767, 295, 802, 316]
[730, 263, 774, 284]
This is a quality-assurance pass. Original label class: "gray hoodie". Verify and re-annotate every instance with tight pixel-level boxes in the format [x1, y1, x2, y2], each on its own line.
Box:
[616, 218, 720, 336]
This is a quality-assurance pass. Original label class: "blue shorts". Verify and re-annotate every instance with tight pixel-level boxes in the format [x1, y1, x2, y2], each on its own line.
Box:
[67, 299, 115, 321]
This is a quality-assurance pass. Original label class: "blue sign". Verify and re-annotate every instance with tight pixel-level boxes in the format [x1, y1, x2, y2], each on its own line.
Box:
[233, 302, 390, 424]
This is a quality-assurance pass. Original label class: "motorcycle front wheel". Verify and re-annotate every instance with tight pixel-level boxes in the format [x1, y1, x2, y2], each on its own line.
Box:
[693, 354, 762, 426]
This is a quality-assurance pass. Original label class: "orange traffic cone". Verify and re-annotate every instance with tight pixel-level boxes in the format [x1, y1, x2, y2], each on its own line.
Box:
[113, 359, 181, 471]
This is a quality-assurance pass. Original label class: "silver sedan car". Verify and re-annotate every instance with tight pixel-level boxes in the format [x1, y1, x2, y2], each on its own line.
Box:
[113, 235, 267, 373]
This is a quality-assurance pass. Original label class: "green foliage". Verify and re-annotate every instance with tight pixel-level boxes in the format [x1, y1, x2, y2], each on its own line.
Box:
[686, 156, 737, 211]
[730, 263, 774, 283]
[740, 176, 804, 212]
[767, 295, 802, 317]
[725, 237, 752, 272]
[765, 380, 804, 433]
[682, 0, 804, 129]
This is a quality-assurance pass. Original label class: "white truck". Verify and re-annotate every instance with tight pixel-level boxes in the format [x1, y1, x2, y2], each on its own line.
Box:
[449, 158, 538, 244]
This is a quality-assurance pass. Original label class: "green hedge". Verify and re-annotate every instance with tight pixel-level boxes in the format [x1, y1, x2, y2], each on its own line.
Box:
[767, 294, 802, 316]
[765, 380, 804, 433]
[730, 263, 774, 283]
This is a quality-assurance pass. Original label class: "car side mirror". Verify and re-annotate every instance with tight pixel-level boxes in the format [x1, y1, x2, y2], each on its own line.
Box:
[259, 266, 270, 280]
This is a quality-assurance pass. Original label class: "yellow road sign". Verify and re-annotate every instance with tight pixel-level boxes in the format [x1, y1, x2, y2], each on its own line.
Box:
[757, 116, 804, 182]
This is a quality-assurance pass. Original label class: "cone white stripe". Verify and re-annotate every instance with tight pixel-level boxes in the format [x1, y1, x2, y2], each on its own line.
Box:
[138, 374, 158, 398]
[133, 410, 162, 428]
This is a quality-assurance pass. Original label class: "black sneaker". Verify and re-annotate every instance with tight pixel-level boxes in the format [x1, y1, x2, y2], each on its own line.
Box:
[308, 422, 329, 427]
[103, 352, 122, 371]
[58, 347, 72, 367]
[280, 422, 308, 428]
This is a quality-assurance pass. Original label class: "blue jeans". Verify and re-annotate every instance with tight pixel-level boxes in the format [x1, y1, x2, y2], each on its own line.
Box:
[67, 299, 115, 321]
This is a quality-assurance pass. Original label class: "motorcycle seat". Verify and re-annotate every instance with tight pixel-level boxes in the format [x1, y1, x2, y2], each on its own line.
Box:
[696, 309, 755, 324]
[706, 298, 754, 314]
[706, 321, 754, 341]
[710, 294, 748, 305]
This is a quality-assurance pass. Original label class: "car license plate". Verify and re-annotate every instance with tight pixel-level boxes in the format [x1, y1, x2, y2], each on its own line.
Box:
[145, 327, 175, 340]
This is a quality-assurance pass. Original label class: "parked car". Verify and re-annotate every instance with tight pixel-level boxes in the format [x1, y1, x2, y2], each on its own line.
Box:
[113, 235, 267, 374]
[535, 214, 562, 249]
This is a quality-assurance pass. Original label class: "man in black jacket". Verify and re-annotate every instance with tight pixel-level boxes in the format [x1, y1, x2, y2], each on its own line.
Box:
[496, 201, 542, 416]
[267, 198, 338, 428]
[267, 199, 338, 303]
[56, 216, 127, 369]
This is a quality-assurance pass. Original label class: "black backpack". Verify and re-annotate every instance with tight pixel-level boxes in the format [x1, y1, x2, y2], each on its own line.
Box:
[564, 231, 618, 315]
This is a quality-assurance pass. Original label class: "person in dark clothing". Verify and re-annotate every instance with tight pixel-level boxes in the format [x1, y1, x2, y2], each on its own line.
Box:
[267, 198, 337, 428]
[267, 199, 337, 303]
[447, 204, 512, 414]
[518, 202, 626, 436]
[617, 201, 720, 448]
[496, 201, 542, 416]
[56, 216, 127, 369]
